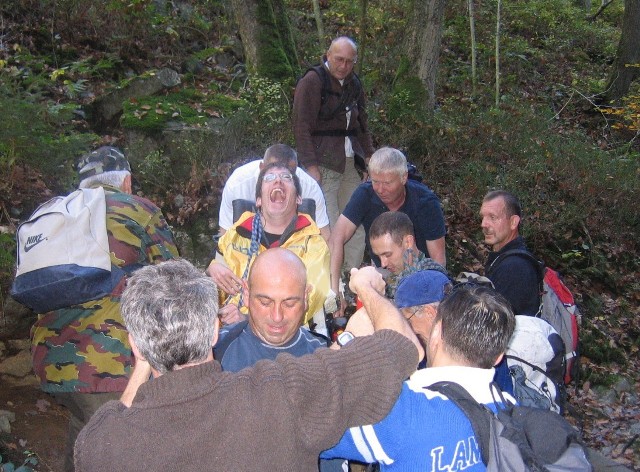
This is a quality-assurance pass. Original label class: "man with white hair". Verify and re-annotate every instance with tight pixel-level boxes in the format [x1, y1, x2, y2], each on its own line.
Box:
[30, 146, 178, 471]
[329, 147, 447, 307]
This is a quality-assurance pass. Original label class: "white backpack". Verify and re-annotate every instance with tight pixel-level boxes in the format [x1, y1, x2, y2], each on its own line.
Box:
[506, 315, 566, 413]
[11, 187, 124, 312]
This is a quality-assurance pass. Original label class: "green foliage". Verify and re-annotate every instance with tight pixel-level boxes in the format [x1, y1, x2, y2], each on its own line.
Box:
[0, 232, 16, 309]
[237, 75, 293, 143]
[0, 451, 38, 472]
[121, 90, 246, 133]
[0, 92, 98, 189]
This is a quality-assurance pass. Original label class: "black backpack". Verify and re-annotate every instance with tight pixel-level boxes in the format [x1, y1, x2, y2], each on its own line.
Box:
[427, 381, 592, 471]
[296, 64, 363, 121]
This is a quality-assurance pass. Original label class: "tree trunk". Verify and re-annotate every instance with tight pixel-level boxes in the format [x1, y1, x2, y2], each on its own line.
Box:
[356, 0, 369, 76]
[495, 0, 502, 107]
[312, 0, 325, 44]
[229, 0, 299, 82]
[604, 0, 640, 103]
[468, 0, 478, 95]
[403, 0, 447, 110]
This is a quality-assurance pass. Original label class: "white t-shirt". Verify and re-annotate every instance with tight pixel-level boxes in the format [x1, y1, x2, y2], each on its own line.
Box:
[218, 160, 330, 230]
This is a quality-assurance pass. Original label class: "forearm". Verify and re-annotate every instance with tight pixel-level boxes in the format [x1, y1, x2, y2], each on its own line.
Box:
[426, 237, 446, 268]
[329, 238, 345, 295]
[360, 287, 421, 351]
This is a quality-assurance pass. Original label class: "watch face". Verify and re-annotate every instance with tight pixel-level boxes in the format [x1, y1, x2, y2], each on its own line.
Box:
[337, 331, 355, 346]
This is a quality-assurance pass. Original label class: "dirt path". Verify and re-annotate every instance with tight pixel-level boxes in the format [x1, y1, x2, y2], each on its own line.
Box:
[0, 384, 66, 471]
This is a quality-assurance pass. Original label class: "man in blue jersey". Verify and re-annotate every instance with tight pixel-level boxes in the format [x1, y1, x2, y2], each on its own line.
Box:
[321, 284, 516, 471]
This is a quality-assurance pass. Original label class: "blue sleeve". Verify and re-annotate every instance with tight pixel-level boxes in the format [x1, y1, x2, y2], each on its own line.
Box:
[342, 184, 370, 226]
[321, 384, 414, 465]
[416, 193, 446, 241]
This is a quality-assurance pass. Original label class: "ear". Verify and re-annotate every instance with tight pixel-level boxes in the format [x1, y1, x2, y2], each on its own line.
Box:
[509, 214, 520, 231]
[240, 279, 250, 301]
[211, 318, 220, 348]
[493, 353, 504, 367]
[304, 284, 313, 311]
[128, 333, 146, 362]
[402, 234, 415, 250]
[428, 319, 442, 349]
[400, 172, 408, 185]
[296, 195, 302, 205]
[259, 161, 265, 171]
[256, 197, 262, 208]
[122, 173, 133, 194]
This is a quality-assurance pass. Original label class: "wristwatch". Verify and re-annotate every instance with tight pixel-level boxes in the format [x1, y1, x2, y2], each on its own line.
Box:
[337, 331, 355, 347]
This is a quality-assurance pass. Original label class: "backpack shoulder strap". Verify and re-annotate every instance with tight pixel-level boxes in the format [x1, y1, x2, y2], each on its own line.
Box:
[488, 248, 545, 291]
[213, 320, 250, 362]
[426, 381, 492, 466]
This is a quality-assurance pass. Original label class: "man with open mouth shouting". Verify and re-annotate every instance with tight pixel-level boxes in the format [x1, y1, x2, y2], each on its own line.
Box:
[207, 162, 332, 336]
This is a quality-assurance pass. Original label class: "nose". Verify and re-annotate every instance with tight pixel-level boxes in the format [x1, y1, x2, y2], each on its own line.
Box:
[380, 257, 389, 268]
[481, 217, 489, 229]
[271, 305, 284, 323]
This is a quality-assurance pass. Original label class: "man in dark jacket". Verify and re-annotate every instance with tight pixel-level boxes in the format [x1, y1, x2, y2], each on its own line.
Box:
[480, 190, 541, 316]
[293, 36, 374, 271]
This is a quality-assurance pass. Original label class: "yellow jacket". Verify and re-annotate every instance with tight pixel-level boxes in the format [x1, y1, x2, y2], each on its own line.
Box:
[217, 211, 330, 324]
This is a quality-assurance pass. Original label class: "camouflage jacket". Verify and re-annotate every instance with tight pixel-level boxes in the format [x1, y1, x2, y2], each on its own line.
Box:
[385, 250, 449, 299]
[31, 186, 178, 393]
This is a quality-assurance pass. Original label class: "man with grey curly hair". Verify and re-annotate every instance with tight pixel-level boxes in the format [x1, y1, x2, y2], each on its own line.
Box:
[74, 258, 423, 472]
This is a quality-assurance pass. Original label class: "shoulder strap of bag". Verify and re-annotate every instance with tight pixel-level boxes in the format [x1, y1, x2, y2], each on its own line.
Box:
[488, 248, 545, 293]
[426, 381, 494, 466]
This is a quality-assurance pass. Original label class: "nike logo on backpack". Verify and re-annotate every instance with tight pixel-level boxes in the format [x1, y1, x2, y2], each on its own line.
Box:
[24, 234, 47, 252]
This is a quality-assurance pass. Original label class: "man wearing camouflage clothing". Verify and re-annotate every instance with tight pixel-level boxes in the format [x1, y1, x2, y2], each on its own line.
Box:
[30, 146, 178, 471]
[368, 211, 448, 299]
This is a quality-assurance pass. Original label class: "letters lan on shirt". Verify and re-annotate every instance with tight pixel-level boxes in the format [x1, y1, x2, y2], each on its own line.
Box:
[430, 435, 481, 472]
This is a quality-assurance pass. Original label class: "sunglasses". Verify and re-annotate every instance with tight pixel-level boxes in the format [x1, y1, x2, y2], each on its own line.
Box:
[263, 172, 293, 182]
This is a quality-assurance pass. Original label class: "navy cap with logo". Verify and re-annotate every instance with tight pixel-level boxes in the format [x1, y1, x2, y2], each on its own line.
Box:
[395, 270, 451, 308]
[77, 146, 131, 180]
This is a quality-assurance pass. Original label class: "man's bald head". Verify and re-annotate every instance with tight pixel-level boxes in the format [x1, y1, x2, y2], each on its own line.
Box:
[246, 248, 310, 346]
[249, 248, 307, 291]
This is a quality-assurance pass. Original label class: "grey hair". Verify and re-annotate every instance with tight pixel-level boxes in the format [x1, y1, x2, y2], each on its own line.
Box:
[79, 170, 130, 189]
[121, 259, 219, 374]
[368, 147, 407, 176]
[330, 36, 358, 54]
[264, 144, 298, 168]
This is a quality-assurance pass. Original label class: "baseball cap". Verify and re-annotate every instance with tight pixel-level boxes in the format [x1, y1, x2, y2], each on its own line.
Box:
[395, 270, 451, 308]
[77, 146, 131, 180]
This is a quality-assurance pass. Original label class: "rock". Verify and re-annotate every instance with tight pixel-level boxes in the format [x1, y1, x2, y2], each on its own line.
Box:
[0, 350, 33, 377]
[0, 415, 11, 433]
[8, 339, 31, 351]
[631, 423, 640, 435]
[612, 377, 633, 394]
[0, 297, 37, 339]
[0, 409, 16, 422]
[88, 68, 181, 130]
[0, 374, 39, 388]
[0, 409, 16, 434]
